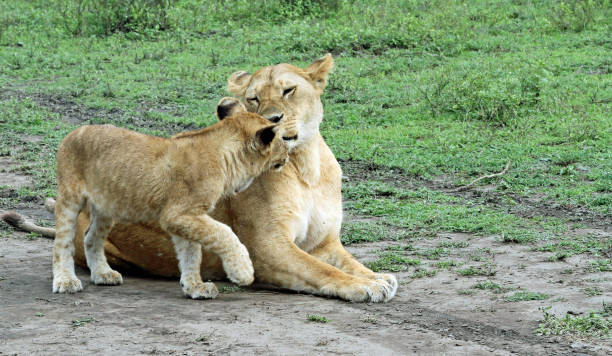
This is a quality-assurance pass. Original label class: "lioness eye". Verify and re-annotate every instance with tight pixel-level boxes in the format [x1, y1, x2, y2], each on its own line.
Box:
[247, 97, 259, 104]
[283, 87, 296, 97]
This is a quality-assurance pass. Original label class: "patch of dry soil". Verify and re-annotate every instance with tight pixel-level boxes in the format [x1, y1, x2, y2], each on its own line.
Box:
[1, 229, 609, 355]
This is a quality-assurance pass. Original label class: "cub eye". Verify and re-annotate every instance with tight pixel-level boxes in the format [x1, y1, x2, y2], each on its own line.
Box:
[283, 86, 296, 97]
[247, 97, 259, 104]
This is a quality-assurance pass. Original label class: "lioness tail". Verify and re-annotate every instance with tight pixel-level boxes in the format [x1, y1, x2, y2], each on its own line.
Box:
[1, 210, 56, 238]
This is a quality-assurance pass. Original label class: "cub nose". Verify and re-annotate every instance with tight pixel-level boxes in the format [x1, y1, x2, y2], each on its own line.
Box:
[265, 113, 284, 123]
[282, 134, 298, 141]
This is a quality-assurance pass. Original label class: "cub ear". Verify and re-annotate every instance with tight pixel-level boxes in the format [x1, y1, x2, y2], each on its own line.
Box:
[227, 71, 252, 96]
[304, 53, 334, 92]
[256, 125, 278, 147]
[217, 97, 246, 120]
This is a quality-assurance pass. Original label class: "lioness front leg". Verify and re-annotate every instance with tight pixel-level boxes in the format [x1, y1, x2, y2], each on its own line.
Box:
[309, 233, 397, 300]
[160, 212, 254, 287]
[247, 235, 393, 303]
[171, 236, 218, 299]
[83, 205, 123, 286]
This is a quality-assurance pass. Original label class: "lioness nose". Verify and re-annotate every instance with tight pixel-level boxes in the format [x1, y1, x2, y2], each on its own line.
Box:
[265, 113, 284, 123]
[282, 134, 298, 141]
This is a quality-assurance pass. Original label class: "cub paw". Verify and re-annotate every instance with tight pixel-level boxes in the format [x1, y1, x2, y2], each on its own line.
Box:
[53, 275, 83, 293]
[91, 270, 123, 285]
[182, 281, 219, 299]
[222, 245, 255, 286]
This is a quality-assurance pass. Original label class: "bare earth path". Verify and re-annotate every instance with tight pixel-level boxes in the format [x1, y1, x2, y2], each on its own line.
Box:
[1, 226, 609, 355]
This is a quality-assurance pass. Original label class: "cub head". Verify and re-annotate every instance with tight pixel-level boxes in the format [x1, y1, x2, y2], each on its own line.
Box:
[225, 54, 334, 150]
[217, 97, 289, 172]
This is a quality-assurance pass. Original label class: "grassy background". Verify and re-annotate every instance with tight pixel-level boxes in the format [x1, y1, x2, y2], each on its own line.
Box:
[0, 0, 610, 338]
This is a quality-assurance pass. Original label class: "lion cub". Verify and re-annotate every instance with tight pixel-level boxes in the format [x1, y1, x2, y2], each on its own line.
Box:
[52, 98, 290, 299]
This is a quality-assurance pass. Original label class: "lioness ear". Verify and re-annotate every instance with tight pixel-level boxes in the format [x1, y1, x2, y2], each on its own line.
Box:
[217, 97, 246, 120]
[227, 71, 252, 96]
[305, 53, 334, 92]
[256, 125, 278, 147]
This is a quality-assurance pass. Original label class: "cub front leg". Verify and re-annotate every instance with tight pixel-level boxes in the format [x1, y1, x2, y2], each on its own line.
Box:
[160, 212, 254, 287]
[52, 193, 84, 293]
[171, 236, 218, 299]
[309, 233, 397, 300]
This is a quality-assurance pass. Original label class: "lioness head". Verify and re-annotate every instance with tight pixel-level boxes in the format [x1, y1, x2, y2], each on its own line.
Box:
[216, 97, 289, 173]
[225, 54, 334, 150]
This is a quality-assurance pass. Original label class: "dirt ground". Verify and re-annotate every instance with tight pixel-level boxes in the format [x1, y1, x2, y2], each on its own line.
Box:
[1, 211, 610, 355]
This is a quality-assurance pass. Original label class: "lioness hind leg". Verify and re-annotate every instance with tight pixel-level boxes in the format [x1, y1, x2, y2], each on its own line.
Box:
[52, 193, 84, 293]
[171, 236, 218, 299]
[84, 205, 122, 286]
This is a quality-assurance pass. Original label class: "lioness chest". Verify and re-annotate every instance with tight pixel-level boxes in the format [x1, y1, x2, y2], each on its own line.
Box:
[293, 154, 342, 252]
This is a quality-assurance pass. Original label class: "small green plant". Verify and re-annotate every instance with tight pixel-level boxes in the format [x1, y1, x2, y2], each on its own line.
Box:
[307, 314, 330, 323]
[473, 280, 502, 291]
[438, 241, 469, 249]
[504, 291, 549, 302]
[536, 303, 611, 338]
[434, 260, 461, 269]
[55, 0, 172, 37]
[410, 268, 437, 279]
[71, 317, 95, 327]
[588, 259, 611, 272]
[218, 285, 242, 294]
[458, 264, 496, 277]
[365, 252, 420, 272]
[583, 286, 603, 297]
[548, 0, 601, 32]
[416, 247, 450, 260]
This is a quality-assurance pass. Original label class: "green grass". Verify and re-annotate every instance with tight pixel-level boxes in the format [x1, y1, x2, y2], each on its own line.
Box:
[365, 251, 420, 272]
[583, 286, 603, 297]
[537, 303, 611, 339]
[218, 285, 243, 294]
[458, 264, 497, 277]
[306, 314, 330, 323]
[504, 291, 549, 302]
[434, 260, 462, 270]
[0, 0, 610, 215]
[340, 220, 407, 245]
[438, 241, 470, 249]
[71, 317, 95, 327]
[588, 259, 612, 272]
[473, 280, 503, 291]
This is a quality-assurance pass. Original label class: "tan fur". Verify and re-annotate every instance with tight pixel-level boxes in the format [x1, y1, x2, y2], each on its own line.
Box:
[7, 55, 397, 302]
[51, 108, 290, 298]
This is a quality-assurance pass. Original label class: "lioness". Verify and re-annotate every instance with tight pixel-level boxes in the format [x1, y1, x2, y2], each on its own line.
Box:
[51, 100, 293, 299]
[3, 54, 398, 302]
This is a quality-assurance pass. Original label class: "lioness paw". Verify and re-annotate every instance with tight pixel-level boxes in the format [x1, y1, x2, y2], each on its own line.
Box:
[373, 273, 398, 300]
[183, 281, 219, 300]
[328, 278, 394, 303]
[91, 270, 123, 286]
[53, 275, 83, 293]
